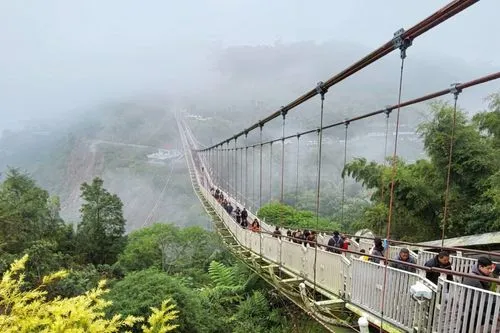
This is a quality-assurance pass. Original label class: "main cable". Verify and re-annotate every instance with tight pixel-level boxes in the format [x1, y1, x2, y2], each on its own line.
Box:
[202, 0, 479, 151]
[214, 72, 500, 152]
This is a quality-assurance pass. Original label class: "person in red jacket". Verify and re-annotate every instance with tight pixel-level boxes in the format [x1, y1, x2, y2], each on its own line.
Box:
[341, 234, 350, 254]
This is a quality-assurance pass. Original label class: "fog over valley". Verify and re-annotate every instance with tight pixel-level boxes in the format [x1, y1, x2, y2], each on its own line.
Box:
[1, 0, 499, 230]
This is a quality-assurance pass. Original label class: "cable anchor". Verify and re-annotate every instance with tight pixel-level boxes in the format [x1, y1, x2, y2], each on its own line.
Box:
[281, 106, 288, 118]
[316, 81, 328, 100]
[384, 106, 392, 118]
[392, 28, 412, 59]
[449, 83, 462, 100]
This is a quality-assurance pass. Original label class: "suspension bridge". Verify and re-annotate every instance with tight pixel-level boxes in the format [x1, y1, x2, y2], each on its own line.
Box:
[176, 1, 500, 332]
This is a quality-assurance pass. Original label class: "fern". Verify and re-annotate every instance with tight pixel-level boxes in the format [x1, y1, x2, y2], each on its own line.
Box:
[208, 261, 237, 287]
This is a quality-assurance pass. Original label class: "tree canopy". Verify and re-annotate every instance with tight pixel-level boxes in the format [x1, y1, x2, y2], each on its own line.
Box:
[343, 96, 500, 241]
[77, 177, 126, 265]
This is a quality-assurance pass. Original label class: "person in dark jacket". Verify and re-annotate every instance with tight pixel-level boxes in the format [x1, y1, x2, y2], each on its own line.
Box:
[462, 257, 494, 290]
[234, 207, 241, 224]
[368, 237, 385, 264]
[424, 251, 453, 284]
[389, 248, 416, 272]
[462, 257, 495, 329]
[327, 231, 344, 254]
[240, 208, 248, 227]
[272, 226, 282, 238]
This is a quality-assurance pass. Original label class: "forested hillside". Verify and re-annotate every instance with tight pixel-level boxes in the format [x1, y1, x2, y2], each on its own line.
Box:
[0, 102, 206, 231]
[0, 171, 328, 332]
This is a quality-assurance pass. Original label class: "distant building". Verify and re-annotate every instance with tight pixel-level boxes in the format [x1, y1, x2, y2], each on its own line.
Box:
[147, 149, 182, 162]
[186, 114, 212, 121]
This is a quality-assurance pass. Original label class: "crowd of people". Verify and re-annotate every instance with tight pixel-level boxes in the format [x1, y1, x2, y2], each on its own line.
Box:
[351, 236, 499, 294]
[209, 188, 499, 290]
[209, 187, 498, 327]
[210, 187, 498, 291]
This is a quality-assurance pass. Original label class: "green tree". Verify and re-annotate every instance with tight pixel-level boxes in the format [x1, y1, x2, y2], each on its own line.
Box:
[0, 168, 64, 254]
[343, 99, 500, 241]
[118, 223, 228, 283]
[473, 93, 500, 148]
[77, 177, 126, 265]
[257, 202, 341, 231]
[418, 101, 499, 236]
[106, 268, 208, 333]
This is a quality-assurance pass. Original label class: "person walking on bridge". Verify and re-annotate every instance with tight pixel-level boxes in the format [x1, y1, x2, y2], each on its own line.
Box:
[424, 251, 453, 284]
[240, 208, 248, 227]
[462, 257, 496, 329]
[462, 257, 494, 290]
[327, 231, 344, 254]
[389, 248, 416, 273]
[234, 207, 241, 224]
[250, 219, 261, 232]
[368, 238, 385, 264]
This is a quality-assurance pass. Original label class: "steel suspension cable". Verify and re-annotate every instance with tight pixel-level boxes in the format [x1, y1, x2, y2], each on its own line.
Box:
[223, 147, 226, 191]
[240, 147, 243, 203]
[220, 72, 500, 152]
[229, 146, 231, 194]
[252, 145, 255, 209]
[216, 147, 219, 186]
[380, 110, 392, 202]
[229, 145, 231, 194]
[245, 133, 249, 208]
[280, 110, 287, 203]
[315, 83, 327, 227]
[441, 84, 462, 247]
[222, 146, 225, 191]
[259, 125, 264, 209]
[229, 145, 232, 195]
[380, 39, 409, 333]
[269, 143, 273, 201]
[225, 144, 229, 193]
[295, 134, 301, 208]
[201, 1, 478, 151]
[340, 121, 350, 226]
[234, 139, 238, 201]
[225, 146, 228, 194]
[313, 83, 327, 294]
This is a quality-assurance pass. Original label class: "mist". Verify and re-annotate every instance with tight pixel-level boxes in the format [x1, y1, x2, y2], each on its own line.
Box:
[2, 0, 500, 130]
[1, 0, 499, 230]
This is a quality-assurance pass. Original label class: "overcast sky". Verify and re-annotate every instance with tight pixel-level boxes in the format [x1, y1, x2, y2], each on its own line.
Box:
[1, 0, 499, 131]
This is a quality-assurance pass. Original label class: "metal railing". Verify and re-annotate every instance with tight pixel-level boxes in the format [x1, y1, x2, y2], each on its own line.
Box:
[350, 259, 436, 331]
[433, 279, 500, 332]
